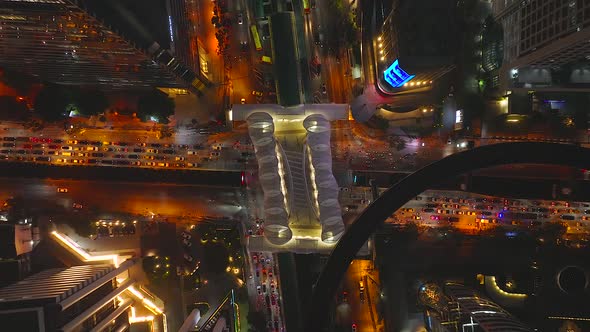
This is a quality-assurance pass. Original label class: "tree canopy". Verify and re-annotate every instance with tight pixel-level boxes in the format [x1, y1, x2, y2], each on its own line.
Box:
[34, 84, 72, 121]
[136, 89, 175, 124]
[75, 89, 109, 116]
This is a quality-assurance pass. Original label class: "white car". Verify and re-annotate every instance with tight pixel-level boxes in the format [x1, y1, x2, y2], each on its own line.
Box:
[237, 13, 243, 24]
[182, 238, 192, 247]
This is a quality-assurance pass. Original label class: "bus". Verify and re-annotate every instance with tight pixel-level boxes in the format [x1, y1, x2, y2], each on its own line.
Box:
[250, 25, 262, 51]
[303, 0, 311, 13]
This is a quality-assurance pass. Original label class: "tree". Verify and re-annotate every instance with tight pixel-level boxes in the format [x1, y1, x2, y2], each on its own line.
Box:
[136, 89, 175, 124]
[34, 84, 72, 121]
[76, 89, 109, 116]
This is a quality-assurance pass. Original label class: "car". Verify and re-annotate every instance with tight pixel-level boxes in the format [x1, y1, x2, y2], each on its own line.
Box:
[86, 146, 99, 151]
[352, 323, 357, 332]
[257, 286, 262, 295]
[101, 160, 114, 165]
[61, 146, 72, 150]
[184, 253, 194, 262]
[2, 142, 15, 148]
[181, 231, 192, 240]
[144, 155, 155, 160]
[133, 148, 144, 153]
[262, 284, 267, 293]
[237, 12, 243, 24]
[162, 149, 175, 154]
[561, 214, 576, 221]
[115, 160, 130, 165]
[130, 161, 141, 166]
[144, 162, 156, 166]
[252, 90, 264, 97]
[67, 140, 78, 144]
[2, 137, 15, 141]
[71, 159, 84, 164]
[57, 187, 68, 193]
[87, 159, 98, 164]
[48, 144, 60, 149]
[128, 154, 139, 159]
[175, 156, 185, 161]
[182, 238, 192, 247]
[157, 162, 170, 167]
[240, 97, 246, 104]
[92, 152, 105, 158]
[320, 84, 327, 95]
[32, 150, 43, 155]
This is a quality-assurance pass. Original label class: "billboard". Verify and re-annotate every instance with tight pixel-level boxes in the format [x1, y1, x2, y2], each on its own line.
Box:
[383, 59, 415, 88]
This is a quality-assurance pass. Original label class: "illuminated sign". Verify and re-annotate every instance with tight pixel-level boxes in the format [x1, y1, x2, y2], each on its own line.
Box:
[455, 110, 463, 124]
[383, 59, 415, 88]
[168, 16, 174, 43]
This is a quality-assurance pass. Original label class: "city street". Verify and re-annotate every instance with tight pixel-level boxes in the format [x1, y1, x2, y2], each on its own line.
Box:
[340, 259, 384, 332]
[0, 177, 243, 220]
[341, 188, 590, 238]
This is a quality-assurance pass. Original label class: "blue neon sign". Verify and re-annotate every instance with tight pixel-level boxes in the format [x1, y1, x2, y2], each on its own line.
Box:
[383, 59, 415, 88]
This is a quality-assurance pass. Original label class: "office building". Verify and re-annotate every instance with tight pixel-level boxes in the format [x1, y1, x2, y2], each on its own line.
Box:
[0, 259, 138, 332]
[444, 282, 532, 331]
[377, 0, 456, 92]
[0, 223, 38, 286]
[492, 0, 590, 90]
[0, 0, 186, 90]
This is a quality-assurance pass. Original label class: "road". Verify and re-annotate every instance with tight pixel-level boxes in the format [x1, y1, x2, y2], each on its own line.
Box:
[0, 177, 243, 219]
[339, 259, 384, 332]
[0, 123, 253, 171]
[340, 188, 590, 237]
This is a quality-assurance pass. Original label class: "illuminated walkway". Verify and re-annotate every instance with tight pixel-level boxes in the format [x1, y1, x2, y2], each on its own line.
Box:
[236, 104, 349, 252]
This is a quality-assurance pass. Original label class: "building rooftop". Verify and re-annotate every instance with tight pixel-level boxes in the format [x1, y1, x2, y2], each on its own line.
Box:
[0, 264, 114, 305]
[0, 0, 184, 89]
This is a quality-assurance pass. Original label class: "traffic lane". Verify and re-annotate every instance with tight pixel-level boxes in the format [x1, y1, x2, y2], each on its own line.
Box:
[248, 252, 284, 330]
[342, 260, 373, 332]
[0, 177, 241, 217]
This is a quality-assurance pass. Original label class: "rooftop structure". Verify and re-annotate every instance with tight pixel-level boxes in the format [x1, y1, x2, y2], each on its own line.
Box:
[0, 259, 139, 332]
[377, 0, 456, 93]
[444, 282, 532, 332]
[492, 0, 590, 90]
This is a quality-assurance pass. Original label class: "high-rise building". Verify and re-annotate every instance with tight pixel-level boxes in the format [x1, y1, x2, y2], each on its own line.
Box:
[377, 0, 456, 93]
[492, 0, 590, 91]
[0, 0, 206, 92]
[0, 259, 138, 332]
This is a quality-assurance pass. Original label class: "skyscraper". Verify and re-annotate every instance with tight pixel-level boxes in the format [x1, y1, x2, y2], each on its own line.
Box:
[0, 0, 187, 90]
[377, 0, 456, 92]
[492, 0, 590, 90]
[0, 260, 138, 331]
